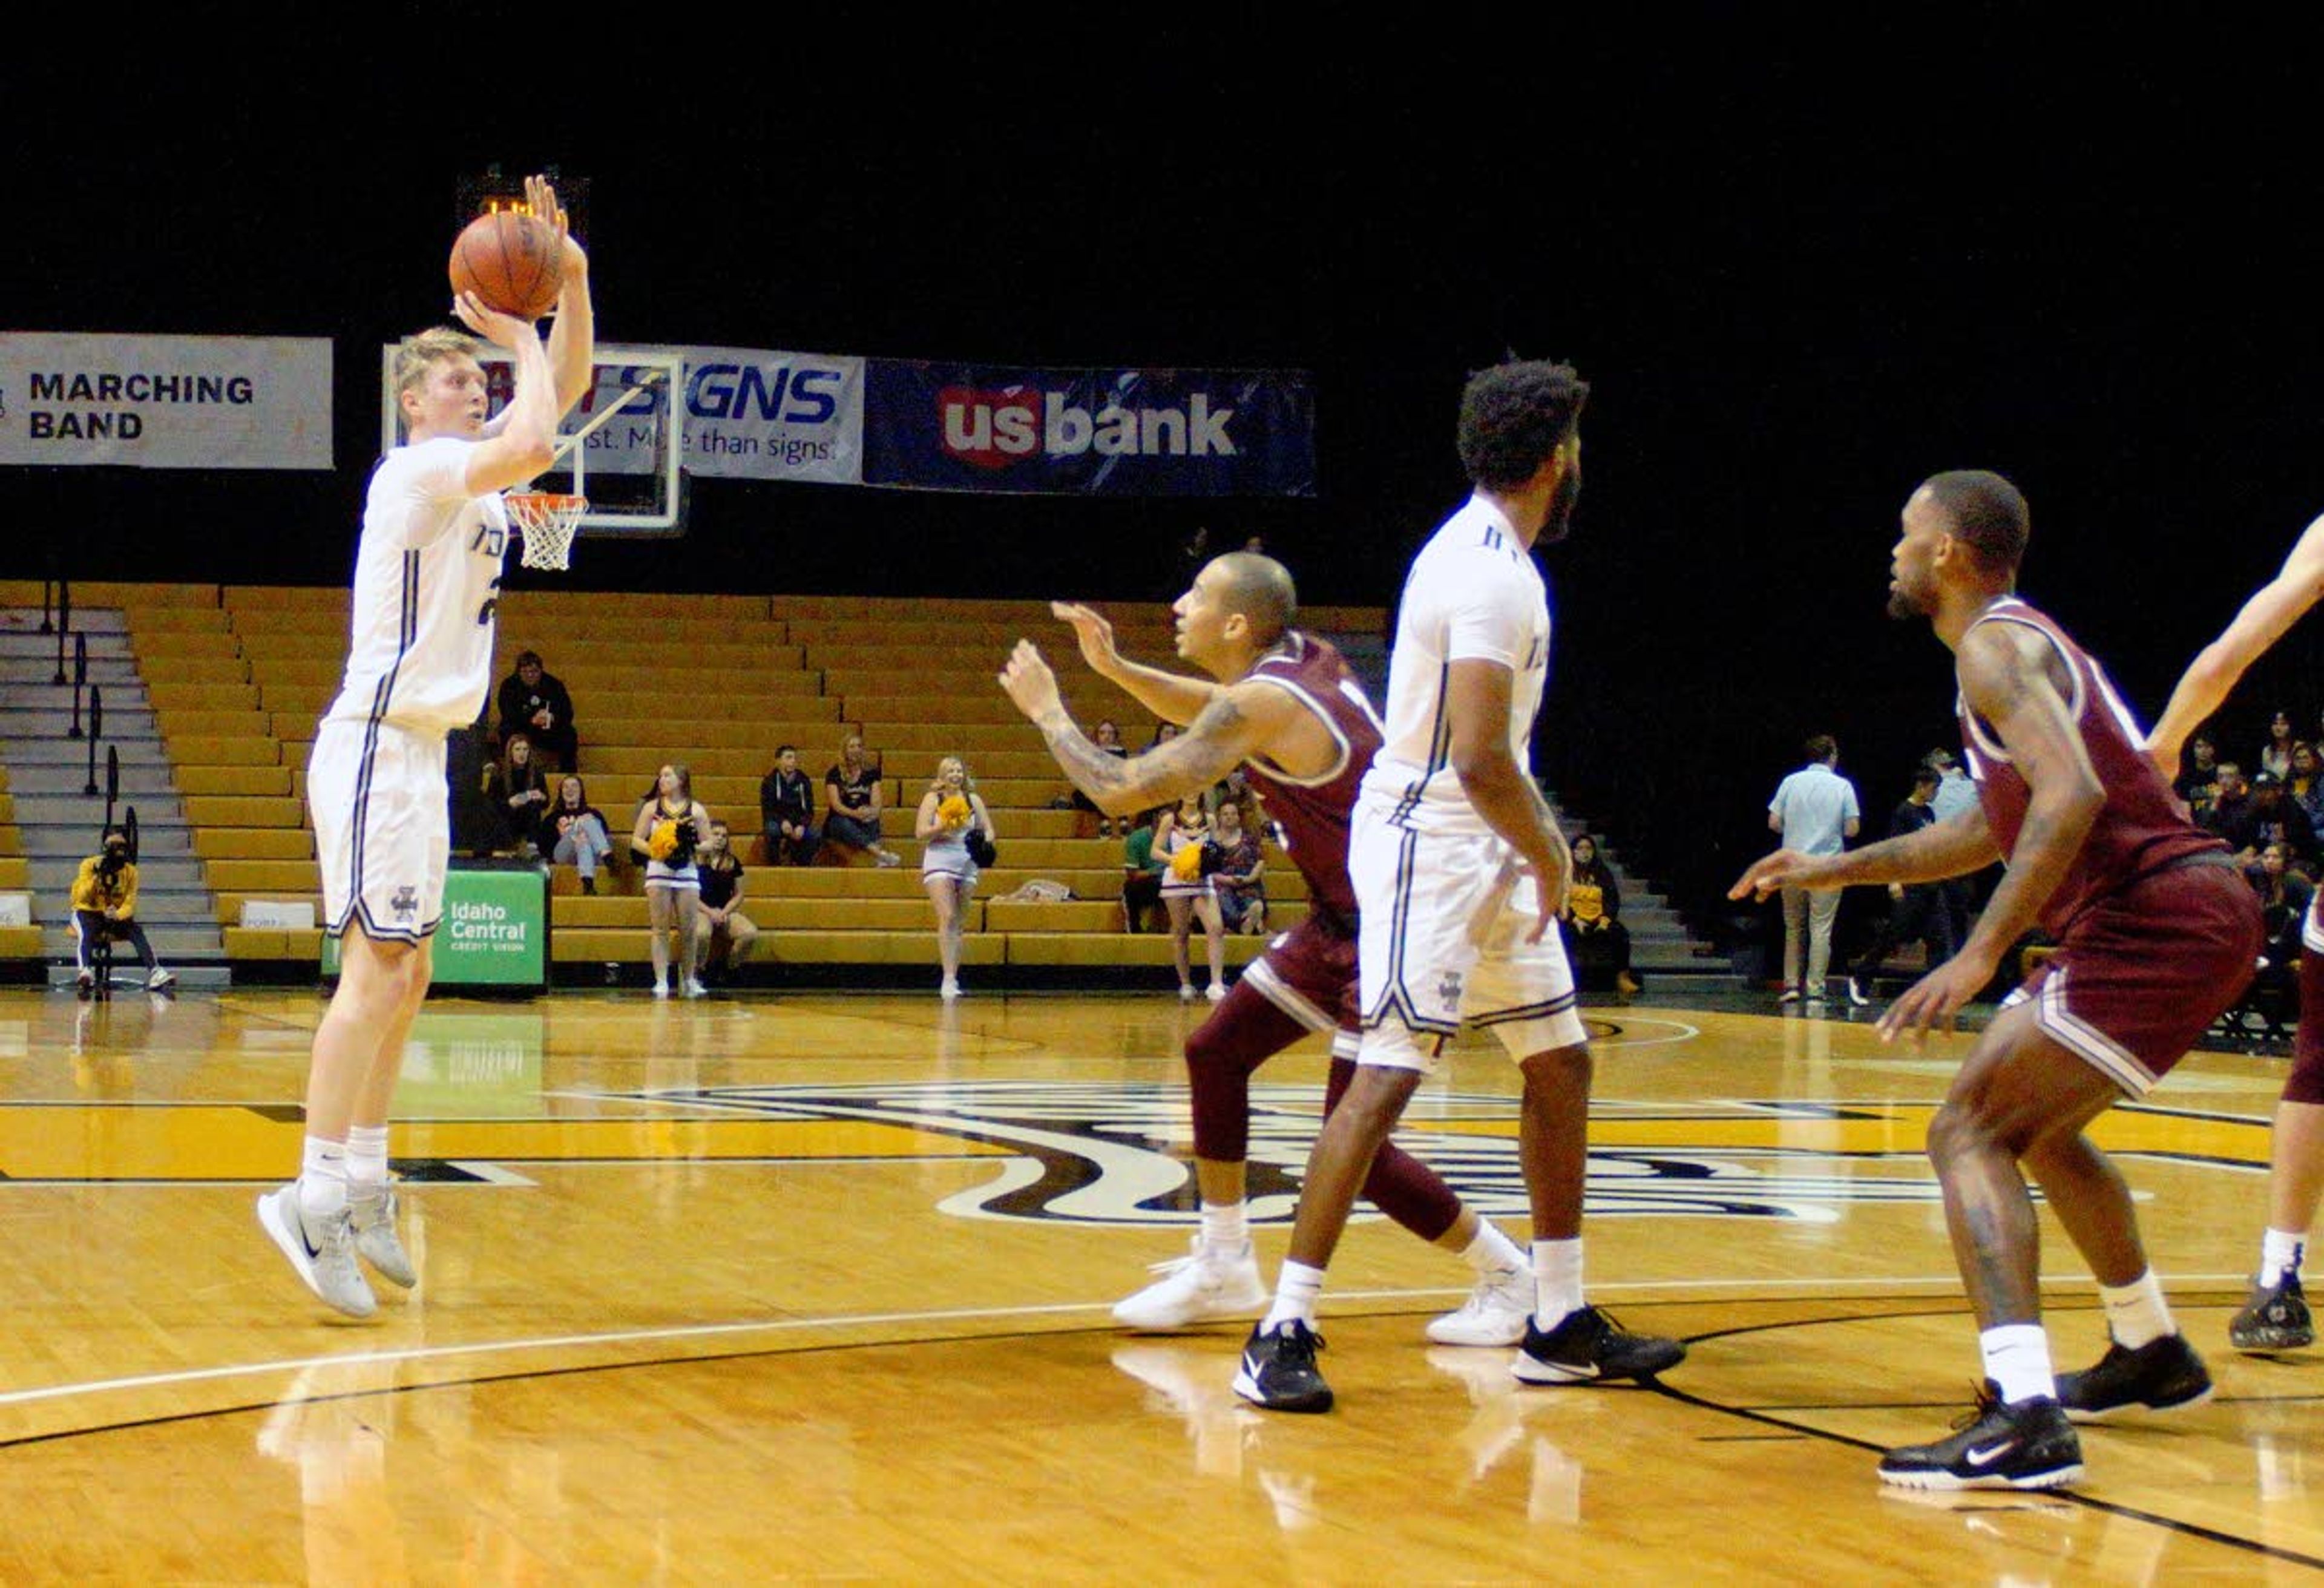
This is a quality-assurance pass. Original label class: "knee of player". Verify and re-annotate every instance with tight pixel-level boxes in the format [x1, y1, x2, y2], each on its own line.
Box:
[1519, 1041, 1593, 1086]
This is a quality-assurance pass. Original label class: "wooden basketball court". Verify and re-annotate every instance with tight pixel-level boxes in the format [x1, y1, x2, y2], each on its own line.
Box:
[0, 985, 2317, 1582]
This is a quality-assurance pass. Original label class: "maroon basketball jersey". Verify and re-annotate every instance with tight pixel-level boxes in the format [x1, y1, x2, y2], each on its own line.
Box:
[1956, 597, 2224, 936]
[1238, 631, 1382, 922]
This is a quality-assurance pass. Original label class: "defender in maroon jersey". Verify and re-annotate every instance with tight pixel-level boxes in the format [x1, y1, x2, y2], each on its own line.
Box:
[1000, 554, 1538, 1345]
[1733, 471, 2260, 1492]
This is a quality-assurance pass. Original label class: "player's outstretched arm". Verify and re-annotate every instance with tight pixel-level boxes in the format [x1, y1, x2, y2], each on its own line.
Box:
[1731, 807, 1998, 902]
[1443, 658, 1570, 936]
[1050, 602, 1219, 726]
[1878, 623, 2101, 1042]
[2148, 514, 2324, 776]
[1000, 639, 1282, 816]
[453, 294, 557, 495]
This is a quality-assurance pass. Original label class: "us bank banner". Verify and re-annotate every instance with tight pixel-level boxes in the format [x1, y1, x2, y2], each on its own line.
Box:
[0, 333, 332, 468]
[862, 362, 1316, 496]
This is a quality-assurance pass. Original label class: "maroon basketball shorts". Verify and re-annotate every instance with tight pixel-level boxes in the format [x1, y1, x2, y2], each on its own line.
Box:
[1236, 912, 1361, 1059]
[2004, 854, 2261, 1094]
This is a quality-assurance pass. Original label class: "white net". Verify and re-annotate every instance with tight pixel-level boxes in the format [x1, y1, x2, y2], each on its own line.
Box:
[505, 492, 587, 571]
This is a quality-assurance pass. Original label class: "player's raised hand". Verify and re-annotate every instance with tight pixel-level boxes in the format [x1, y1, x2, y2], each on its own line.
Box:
[1051, 602, 1121, 674]
[452, 290, 539, 347]
[999, 640, 1065, 722]
[1728, 848, 1823, 902]
[525, 173, 587, 274]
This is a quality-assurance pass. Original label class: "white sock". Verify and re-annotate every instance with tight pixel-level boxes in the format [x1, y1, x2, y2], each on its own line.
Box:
[1263, 1261, 1325, 1332]
[1200, 1200, 1249, 1253]
[297, 1137, 349, 1218]
[1532, 1238, 1583, 1324]
[346, 1125, 390, 1190]
[2262, 1228, 2307, 1284]
[1980, 1323, 2055, 1405]
[2099, 1271, 2175, 1350]
[1462, 1220, 1528, 1276]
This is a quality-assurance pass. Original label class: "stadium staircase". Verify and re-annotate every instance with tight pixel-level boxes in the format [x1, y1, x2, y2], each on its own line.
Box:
[0, 597, 227, 988]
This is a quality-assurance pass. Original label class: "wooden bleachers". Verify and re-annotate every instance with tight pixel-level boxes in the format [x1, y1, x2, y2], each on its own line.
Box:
[81, 583, 1377, 983]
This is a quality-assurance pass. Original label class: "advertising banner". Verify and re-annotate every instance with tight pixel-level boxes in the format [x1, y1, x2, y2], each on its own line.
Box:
[0, 333, 332, 468]
[861, 362, 1315, 496]
[323, 864, 547, 991]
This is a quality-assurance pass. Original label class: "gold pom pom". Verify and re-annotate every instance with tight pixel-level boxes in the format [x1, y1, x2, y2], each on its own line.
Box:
[648, 818, 679, 861]
[1169, 841, 1206, 881]
[937, 795, 972, 830]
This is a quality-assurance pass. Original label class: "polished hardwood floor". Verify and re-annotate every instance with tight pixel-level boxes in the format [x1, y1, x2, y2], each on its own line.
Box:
[0, 983, 2317, 1583]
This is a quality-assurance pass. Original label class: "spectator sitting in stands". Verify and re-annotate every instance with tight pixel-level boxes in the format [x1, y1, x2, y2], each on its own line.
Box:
[1120, 806, 1166, 933]
[71, 827, 174, 994]
[1072, 719, 1129, 837]
[538, 774, 615, 894]
[2262, 709, 2297, 783]
[486, 732, 551, 857]
[2175, 732, 2222, 820]
[2201, 761, 2251, 844]
[693, 821, 759, 986]
[496, 649, 579, 772]
[1559, 833, 1638, 1000]
[2250, 841, 2313, 1029]
[759, 744, 821, 865]
[1209, 798, 1267, 934]
[2231, 772, 2318, 868]
[825, 733, 901, 867]
[2291, 742, 2324, 833]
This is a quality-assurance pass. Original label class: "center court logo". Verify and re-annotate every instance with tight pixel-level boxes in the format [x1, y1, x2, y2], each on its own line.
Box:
[939, 386, 1237, 471]
[612, 1080, 1951, 1228]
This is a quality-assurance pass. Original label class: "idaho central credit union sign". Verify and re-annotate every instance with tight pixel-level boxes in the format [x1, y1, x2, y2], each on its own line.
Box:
[862, 361, 1316, 496]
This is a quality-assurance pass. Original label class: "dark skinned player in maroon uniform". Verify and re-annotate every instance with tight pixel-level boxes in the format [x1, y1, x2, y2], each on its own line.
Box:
[999, 553, 1536, 1342]
[1733, 471, 2260, 1491]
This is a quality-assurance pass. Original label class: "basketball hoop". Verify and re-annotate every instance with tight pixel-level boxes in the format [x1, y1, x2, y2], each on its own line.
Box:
[504, 492, 586, 571]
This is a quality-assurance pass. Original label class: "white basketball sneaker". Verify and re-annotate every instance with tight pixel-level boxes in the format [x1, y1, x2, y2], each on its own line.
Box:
[1426, 1265, 1537, 1347]
[1113, 1236, 1267, 1330]
[257, 1185, 376, 1319]
[348, 1186, 417, 1289]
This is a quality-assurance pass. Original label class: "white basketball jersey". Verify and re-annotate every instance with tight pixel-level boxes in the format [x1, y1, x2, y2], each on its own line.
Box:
[1357, 494, 1551, 835]
[322, 438, 509, 733]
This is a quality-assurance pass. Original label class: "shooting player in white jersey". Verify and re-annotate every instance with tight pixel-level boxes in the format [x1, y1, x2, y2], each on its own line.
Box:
[258, 176, 595, 1317]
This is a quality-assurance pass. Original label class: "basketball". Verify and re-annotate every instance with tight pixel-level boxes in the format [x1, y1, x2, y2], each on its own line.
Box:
[448, 211, 563, 320]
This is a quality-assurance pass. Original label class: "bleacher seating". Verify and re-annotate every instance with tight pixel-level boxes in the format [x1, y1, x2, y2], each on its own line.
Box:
[37, 583, 1384, 984]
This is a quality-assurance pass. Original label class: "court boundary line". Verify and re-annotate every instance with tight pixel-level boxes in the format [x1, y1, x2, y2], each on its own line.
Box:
[0, 1272, 2260, 1413]
[1639, 1308, 2324, 1572]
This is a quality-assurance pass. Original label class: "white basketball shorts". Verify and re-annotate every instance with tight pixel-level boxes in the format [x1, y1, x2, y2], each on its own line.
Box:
[310, 717, 450, 944]
[1351, 802, 1587, 1072]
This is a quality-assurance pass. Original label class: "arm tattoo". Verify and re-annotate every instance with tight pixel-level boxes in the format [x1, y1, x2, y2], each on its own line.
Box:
[1036, 693, 1252, 813]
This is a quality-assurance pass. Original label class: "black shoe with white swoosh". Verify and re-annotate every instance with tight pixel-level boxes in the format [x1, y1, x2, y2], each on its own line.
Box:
[1511, 1305, 1686, 1385]
[1233, 1320, 1332, 1413]
[1879, 1383, 2083, 1491]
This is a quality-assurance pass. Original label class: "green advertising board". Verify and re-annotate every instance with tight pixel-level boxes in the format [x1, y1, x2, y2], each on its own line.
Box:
[322, 864, 548, 991]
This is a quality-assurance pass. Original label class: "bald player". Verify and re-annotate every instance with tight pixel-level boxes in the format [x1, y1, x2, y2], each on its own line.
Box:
[999, 553, 1538, 1347]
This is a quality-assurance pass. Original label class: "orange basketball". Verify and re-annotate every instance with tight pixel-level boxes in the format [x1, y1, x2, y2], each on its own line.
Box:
[448, 211, 563, 320]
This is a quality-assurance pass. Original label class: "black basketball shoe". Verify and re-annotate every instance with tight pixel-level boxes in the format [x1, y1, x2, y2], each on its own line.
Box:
[2230, 1272, 2314, 1353]
[1233, 1320, 1332, 1414]
[1879, 1384, 2083, 1491]
[1511, 1305, 1686, 1385]
[2055, 1333, 2213, 1422]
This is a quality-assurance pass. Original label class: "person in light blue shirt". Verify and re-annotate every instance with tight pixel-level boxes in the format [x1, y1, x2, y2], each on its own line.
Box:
[1924, 748, 1983, 953]
[1767, 735, 1860, 1002]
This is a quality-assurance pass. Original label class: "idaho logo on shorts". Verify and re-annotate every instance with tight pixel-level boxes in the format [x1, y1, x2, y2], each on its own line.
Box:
[1436, 970, 1463, 1009]
[390, 885, 419, 920]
